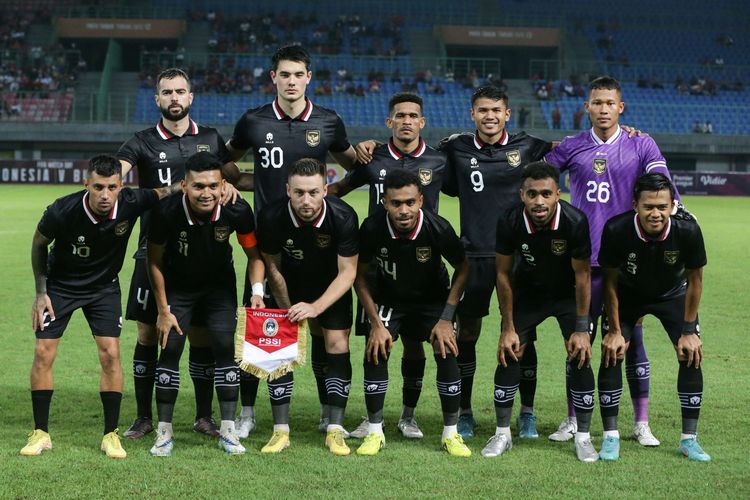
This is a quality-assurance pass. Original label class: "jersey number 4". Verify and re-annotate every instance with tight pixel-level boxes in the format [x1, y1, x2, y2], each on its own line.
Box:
[258, 147, 284, 169]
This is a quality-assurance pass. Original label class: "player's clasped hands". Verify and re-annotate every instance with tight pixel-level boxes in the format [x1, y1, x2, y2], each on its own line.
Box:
[430, 320, 459, 359]
[287, 302, 319, 323]
[566, 332, 593, 369]
[156, 311, 183, 348]
[366, 325, 393, 365]
[31, 294, 55, 331]
[677, 334, 703, 368]
[601, 330, 628, 368]
[497, 329, 521, 367]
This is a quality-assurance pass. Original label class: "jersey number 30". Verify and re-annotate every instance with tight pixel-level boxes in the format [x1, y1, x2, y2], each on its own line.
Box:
[258, 147, 284, 169]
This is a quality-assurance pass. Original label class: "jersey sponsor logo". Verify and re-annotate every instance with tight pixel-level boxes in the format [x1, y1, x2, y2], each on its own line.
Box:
[265, 132, 274, 144]
[285, 239, 294, 247]
[306, 129, 321, 147]
[262, 318, 279, 337]
[416, 246, 432, 263]
[470, 157, 479, 168]
[664, 250, 680, 265]
[379, 169, 387, 179]
[214, 226, 230, 242]
[593, 158, 607, 174]
[379, 247, 388, 256]
[159, 152, 167, 163]
[315, 233, 332, 248]
[114, 220, 129, 236]
[418, 168, 433, 185]
[551, 239, 567, 255]
[77, 235, 85, 243]
[505, 150, 522, 168]
[196, 144, 211, 153]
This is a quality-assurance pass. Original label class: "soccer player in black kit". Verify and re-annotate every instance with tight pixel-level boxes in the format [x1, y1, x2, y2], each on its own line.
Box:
[23, 155, 175, 458]
[146, 152, 265, 457]
[224, 45, 358, 438]
[255, 158, 358, 456]
[597, 173, 710, 462]
[117, 68, 240, 439]
[354, 170, 471, 457]
[489, 161, 598, 462]
[329, 92, 447, 440]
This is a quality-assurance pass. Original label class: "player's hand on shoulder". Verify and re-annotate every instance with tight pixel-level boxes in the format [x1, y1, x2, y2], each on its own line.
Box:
[366, 325, 392, 364]
[355, 140, 377, 164]
[31, 294, 54, 331]
[287, 302, 319, 323]
[497, 329, 520, 367]
[220, 184, 242, 205]
[673, 201, 698, 222]
[621, 124, 648, 138]
[430, 320, 458, 359]
[677, 333, 703, 368]
[567, 332, 592, 368]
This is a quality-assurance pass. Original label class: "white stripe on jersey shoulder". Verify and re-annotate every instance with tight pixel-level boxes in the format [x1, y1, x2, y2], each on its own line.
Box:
[82, 192, 98, 224]
[182, 194, 195, 226]
[645, 160, 668, 172]
[590, 125, 622, 145]
[385, 209, 423, 240]
[287, 201, 299, 228]
[313, 199, 327, 228]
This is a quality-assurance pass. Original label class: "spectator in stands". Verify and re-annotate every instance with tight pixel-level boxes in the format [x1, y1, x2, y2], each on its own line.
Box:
[551, 106, 561, 129]
[692, 121, 702, 133]
[536, 85, 549, 100]
[518, 106, 529, 129]
[573, 107, 585, 130]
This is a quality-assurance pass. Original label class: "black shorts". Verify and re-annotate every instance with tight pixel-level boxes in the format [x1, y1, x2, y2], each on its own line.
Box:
[167, 284, 238, 335]
[241, 267, 278, 308]
[457, 256, 495, 318]
[513, 296, 588, 344]
[126, 258, 207, 327]
[290, 289, 352, 331]
[37, 284, 122, 339]
[362, 303, 445, 343]
[615, 293, 694, 345]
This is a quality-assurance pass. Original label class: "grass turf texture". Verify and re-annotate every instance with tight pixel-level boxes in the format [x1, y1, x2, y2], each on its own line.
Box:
[1, 185, 748, 498]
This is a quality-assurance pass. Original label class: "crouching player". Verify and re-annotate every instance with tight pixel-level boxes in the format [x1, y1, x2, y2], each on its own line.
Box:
[597, 173, 709, 461]
[147, 152, 265, 456]
[355, 170, 471, 457]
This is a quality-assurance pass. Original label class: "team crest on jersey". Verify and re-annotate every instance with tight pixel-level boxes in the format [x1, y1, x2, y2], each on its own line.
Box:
[306, 130, 321, 147]
[593, 158, 607, 174]
[262, 318, 279, 337]
[551, 239, 567, 256]
[664, 250, 680, 265]
[505, 150, 522, 168]
[416, 247, 432, 263]
[315, 233, 332, 248]
[214, 226, 230, 242]
[196, 144, 211, 153]
[114, 221, 129, 236]
[418, 168, 433, 185]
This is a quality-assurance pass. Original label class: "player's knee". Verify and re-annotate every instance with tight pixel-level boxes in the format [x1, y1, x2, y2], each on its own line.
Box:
[33, 340, 57, 368]
[457, 316, 481, 341]
[136, 322, 158, 345]
[97, 340, 121, 366]
[187, 326, 210, 347]
[323, 329, 350, 353]
[402, 340, 425, 360]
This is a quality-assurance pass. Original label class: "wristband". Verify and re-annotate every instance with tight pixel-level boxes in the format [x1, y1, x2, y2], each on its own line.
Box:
[575, 315, 590, 332]
[440, 303, 457, 322]
[251, 282, 264, 297]
[682, 320, 699, 335]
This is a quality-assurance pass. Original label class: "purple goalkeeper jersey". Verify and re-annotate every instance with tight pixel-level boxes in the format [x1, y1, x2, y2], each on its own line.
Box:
[545, 125, 677, 266]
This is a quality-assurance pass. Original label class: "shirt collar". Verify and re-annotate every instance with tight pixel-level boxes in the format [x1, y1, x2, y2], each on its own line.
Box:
[82, 191, 118, 224]
[182, 193, 221, 226]
[156, 118, 199, 140]
[386, 209, 424, 240]
[387, 138, 426, 160]
[473, 130, 509, 150]
[272, 97, 314, 121]
[633, 213, 671, 242]
[590, 125, 621, 145]
[288, 199, 327, 228]
[522, 202, 561, 234]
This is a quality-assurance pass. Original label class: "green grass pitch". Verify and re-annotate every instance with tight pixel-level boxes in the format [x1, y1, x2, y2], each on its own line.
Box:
[1, 185, 748, 498]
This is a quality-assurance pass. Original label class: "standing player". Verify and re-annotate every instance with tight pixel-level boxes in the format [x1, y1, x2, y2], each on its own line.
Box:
[543, 76, 679, 445]
[437, 86, 551, 438]
[147, 153, 265, 456]
[23, 155, 175, 458]
[329, 92, 447, 439]
[118, 68, 236, 439]
[597, 173, 709, 462]
[354, 170, 471, 457]
[488, 161, 597, 462]
[224, 44, 358, 438]
[255, 158, 358, 456]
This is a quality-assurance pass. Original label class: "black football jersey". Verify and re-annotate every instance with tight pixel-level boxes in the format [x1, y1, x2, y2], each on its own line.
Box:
[598, 212, 707, 301]
[496, 200, 591, 299]
[117, 119, 230, 257]
[229, 98, 351, 214]
[344, 138, 446, 215]
[359, 209, 465, 308]
[257, 196, 359, 298]
[439, 131, 551, 257]
[148, 193, 256, 289]
[37, 188, 159, 293]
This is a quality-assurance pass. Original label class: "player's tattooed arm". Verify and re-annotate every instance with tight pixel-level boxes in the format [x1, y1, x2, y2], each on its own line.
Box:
[262, 251, 292, 309]
[221, 161, 254, 191]
[31, 229, 54, 331]
[678, 267, 704, 368]
[354, 261, 392, 364]
[153, 181, 182, 199]
[568, 257, 593, 368]
[495, 253, 520, 367]
[601, 267, 627, 367]
[243, 245, 266, 309]
[147, 241, 183, 347]
[330, 146, 358, 171]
